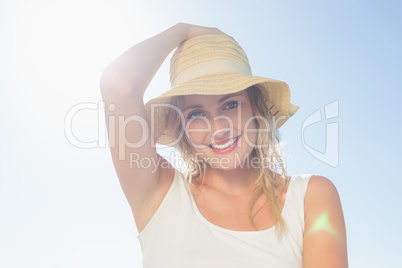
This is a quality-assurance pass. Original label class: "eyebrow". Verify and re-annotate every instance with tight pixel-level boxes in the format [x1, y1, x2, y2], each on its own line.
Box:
[183, 93, 243, 112]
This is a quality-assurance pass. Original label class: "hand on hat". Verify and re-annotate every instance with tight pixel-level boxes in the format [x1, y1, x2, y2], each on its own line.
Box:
[179, 22, 235, 43]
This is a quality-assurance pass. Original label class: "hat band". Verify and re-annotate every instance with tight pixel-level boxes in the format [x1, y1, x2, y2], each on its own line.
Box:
[171, 60, 252, 87]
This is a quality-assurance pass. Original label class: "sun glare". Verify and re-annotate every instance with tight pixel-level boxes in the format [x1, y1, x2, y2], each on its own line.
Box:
[307, 210, 338, 237]
[6, 0, 152, 151]
[12, 0, 140, 119]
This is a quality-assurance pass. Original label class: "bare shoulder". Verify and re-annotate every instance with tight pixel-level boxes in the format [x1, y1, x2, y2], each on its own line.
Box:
[303, 175, 348, 268]
[134, 160, 176, 234]
[304, 175, 343, 232]
[305, 175, 340, 204]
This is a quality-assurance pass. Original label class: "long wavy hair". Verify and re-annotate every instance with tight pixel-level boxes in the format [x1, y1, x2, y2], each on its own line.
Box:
[165, 86, 289, 236]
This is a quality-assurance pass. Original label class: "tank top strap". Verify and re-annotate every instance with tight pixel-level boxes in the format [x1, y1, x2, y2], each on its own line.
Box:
[283, 174, 314, 235]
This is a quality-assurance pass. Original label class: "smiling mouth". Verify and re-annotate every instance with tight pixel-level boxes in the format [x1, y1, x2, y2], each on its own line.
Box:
[209, 136, 240, 150]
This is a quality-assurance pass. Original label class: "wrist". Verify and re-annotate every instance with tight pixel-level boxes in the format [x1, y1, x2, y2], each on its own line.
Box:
[174, 22, 189, 43]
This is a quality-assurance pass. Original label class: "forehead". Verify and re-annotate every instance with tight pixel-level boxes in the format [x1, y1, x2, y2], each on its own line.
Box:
[182, 90, 249, 106]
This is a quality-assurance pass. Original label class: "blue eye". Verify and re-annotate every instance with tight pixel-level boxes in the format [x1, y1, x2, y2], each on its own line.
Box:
[188, 111, 203, 119]
[225, 101, 239, 109]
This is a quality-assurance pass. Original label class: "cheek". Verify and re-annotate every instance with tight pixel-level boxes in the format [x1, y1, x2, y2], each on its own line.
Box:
[241, 111, 258, 147]
[245, 120, 258, 146]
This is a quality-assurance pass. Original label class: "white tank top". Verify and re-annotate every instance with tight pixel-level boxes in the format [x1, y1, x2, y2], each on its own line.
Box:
[137, 169, 313, 268]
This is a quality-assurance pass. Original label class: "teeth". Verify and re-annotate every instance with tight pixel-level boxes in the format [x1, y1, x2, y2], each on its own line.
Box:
[210, 137, 239, 150]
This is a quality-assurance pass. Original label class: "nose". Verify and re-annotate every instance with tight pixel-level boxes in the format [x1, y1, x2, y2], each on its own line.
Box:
[210, 115, 234, 142]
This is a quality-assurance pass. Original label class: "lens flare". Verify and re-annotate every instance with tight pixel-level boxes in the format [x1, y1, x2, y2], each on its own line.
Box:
[306, 210, 338, 237]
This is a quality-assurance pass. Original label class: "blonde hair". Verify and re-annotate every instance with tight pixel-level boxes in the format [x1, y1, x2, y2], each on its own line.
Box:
[166, 86, 289, 236]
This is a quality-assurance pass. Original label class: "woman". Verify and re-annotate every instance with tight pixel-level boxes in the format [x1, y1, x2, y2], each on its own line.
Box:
[100, 23, 348, 267]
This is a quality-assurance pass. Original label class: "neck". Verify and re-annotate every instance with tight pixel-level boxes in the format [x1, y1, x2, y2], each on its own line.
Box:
[197, 164, 260, 197]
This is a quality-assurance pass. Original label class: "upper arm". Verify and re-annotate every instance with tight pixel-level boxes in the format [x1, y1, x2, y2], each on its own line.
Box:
[303, 176, 348, 268]
[100, 80, 170, 227]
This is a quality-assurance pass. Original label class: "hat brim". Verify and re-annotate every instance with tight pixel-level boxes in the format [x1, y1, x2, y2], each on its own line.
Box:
[145, 72, 299, 146]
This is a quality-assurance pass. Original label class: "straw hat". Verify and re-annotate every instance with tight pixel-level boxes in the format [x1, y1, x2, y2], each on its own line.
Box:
[145, 34, 299, 146]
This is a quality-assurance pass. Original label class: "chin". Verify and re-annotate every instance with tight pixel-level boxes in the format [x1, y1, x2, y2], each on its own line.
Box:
[201, 150, 255, 170]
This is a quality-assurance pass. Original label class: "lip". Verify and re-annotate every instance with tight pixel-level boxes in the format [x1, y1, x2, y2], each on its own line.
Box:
[210, 137, 235, 146]
[209, 135, 240, 154]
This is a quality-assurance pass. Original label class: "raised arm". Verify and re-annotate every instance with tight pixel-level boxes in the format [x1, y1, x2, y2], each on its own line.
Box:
[100, 23, 230, 232]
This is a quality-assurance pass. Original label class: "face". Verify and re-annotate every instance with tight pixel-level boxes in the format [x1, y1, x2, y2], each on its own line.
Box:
[181, 90, 257, 170]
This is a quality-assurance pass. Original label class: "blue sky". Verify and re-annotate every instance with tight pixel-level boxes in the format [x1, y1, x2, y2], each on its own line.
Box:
[1, 0, 401, 267]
